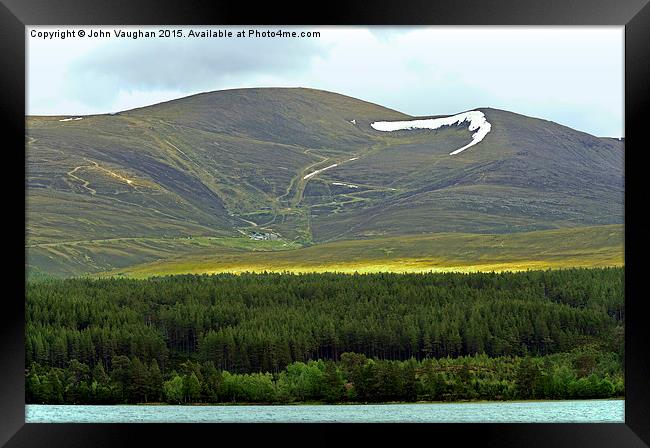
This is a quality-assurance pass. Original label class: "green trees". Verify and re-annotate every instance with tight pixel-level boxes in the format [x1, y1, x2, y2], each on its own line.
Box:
[200, 362, 222, 402]
[128, 357, 148, 402]
[25, 349, 623, 405]
[515, 357, 543, 399]
[160, 369, 205, 403]
[25, 269, 624, 404]
[184, 373, 201, 402]
[163, 375, 184, 404]
[277, 361, 325, 402]
[64, 359, 90, 403]
[220, 371, 276, 402]
[322, 361, 345, 403]
[147, 360, 163, 402]
[27, 269, 624, 372]
[110, 355, 131, 402]
[338, 357, 418, 403]
[44, 369, 64, 403]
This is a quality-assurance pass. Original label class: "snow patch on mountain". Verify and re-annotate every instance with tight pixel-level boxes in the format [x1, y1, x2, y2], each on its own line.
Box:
[370, 111, 491, 155]
[332, 182, 359, 189]
[304, 163, 338, 180]
[303, 157, 360, 181]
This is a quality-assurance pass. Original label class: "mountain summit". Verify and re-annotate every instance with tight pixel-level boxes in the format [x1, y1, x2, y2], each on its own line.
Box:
[26, 87, 623, 276]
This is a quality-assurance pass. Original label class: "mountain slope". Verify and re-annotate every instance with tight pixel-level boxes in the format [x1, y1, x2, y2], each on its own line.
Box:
[26, 88, 409, 246]
[26, 87, 624, 276]
[309, 107, 624, 240]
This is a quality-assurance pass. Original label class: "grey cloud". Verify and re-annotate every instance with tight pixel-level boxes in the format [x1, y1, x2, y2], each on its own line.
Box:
[65, 32, 326, 105]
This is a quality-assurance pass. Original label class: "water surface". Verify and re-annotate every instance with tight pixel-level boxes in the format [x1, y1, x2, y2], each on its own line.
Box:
[26, 399, 624, 423]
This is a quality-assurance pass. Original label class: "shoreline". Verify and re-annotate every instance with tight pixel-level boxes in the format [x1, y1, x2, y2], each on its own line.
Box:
[27, 397, 625, 407]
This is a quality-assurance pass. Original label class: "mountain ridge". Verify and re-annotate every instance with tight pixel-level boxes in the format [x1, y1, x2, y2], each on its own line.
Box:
[26, 87, 624, 276]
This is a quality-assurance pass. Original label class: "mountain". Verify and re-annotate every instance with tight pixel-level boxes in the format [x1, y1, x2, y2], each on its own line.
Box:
[26, 87, 624, 276]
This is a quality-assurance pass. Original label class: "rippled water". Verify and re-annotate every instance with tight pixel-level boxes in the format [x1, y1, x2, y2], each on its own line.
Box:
[26, 399, 624, 423]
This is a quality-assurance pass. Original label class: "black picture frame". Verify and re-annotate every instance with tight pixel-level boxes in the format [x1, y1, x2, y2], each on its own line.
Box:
[3, 0, 649, 445]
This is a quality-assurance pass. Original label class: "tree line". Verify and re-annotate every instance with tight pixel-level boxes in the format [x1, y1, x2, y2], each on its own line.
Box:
[26, 347, 623, 404]
[26, 268, 624, 403]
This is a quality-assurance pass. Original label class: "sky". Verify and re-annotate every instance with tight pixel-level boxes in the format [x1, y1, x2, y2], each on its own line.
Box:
[26, 26, 624, 137]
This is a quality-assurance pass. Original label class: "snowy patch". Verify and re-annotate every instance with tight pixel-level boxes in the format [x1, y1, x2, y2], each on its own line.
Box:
[304, 163, 338, 180]
[59, 117, 83, 122]
[370, 111, 491, 155]
[303, 157, 360, 181]
[332, 182, 359, 189]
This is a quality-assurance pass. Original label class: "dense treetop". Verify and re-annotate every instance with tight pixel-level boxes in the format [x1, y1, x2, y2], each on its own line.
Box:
[26, 268, 624, 404]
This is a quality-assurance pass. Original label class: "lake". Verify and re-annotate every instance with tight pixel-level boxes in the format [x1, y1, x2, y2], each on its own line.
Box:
[26, 399, 624, 423]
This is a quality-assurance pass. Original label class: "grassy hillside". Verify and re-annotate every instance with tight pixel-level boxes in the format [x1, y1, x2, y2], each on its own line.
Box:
[26, 88, 410, 247]
[27, 236, 300, 278]
[26, 88, 624, 276]
[99, 224, 623, 278]
[309, 108, 624, 241]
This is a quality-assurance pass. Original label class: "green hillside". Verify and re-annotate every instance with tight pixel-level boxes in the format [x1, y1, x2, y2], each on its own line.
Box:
[26, 88, 624, 277]
[27, 235, 299, 278]
[99, 225, 623, 278]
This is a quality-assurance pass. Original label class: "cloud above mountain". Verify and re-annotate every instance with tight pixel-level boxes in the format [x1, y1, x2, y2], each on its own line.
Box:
[27, 26, 623, 137]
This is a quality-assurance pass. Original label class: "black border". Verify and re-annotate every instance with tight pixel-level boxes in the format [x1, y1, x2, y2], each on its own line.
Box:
[3, 0, 650, 446]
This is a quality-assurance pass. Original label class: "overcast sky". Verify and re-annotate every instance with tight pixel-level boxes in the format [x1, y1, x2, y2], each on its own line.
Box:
[27, 26, 623, 137]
